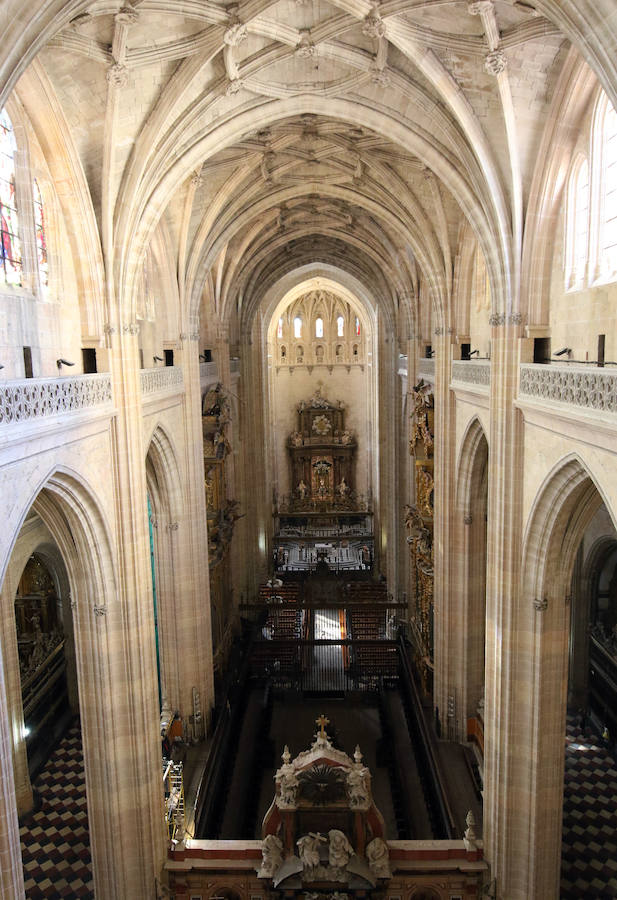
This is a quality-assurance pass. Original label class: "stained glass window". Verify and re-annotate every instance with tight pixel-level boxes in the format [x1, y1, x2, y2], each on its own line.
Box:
[278, 317, 283, 339]
[33, 178, 49, 292]
[355, 316, 360, 336]
[0, 110, 22, 285]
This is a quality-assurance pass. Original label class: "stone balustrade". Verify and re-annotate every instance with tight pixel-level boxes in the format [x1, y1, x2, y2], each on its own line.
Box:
[451, 360, 491, 389]
[140, 365, 184, 395]
[519, 363, 617, 414]
[0, 373, 112, 424]
[199, 361, 219, 383]
[417, 357, 435, 382]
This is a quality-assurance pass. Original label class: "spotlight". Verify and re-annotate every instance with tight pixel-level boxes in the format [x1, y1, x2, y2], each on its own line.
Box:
[199, 353, 207, 362]
[427, 349, 436, 358]
[56, 358, 75, 369]
[553, 347, 571, 357]
[469, 349, 480, 357]
[153, 355, 164, 363]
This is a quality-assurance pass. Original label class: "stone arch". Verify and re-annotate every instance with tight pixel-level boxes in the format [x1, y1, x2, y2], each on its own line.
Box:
[514, 453, 615, 898]
[0, 467, 128, 899]
[145, 425, 184, 714]
[453, 417, 489, 735]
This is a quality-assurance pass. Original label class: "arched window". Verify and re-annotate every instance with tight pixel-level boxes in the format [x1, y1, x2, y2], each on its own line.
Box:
[337, 315, 344, 337]
[33, 178, 49, 292]
[277, 317, 283, 339]
[315, 317, 323, 338]
[600, 99, 617, 277]
[281, 345, 286, 359]
[0, 109, 22, 285]
[355, 316, 361, 337]
[296, 345, 304, 362]
[566, 156, 589, 288]
[294, 316, 302, 339]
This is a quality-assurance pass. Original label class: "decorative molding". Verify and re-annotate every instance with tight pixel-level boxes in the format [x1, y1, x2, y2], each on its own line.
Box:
[369, 62, 390, 85]
[226, 78, 244, 95]
[168, 522, 179, 531]
[451, 360, 491, 388]
[140, 366, 184, 395]
[103, 323, 116, 335]
[533, 597, 548, 612]
[519, 364, 617, 414]
[93, 604, 108, 617]
[0, 374, 112, 424]
[122, 322, 139, 335]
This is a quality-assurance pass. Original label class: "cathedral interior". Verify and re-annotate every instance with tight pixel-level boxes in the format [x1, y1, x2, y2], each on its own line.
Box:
[2, 2, 617, 899]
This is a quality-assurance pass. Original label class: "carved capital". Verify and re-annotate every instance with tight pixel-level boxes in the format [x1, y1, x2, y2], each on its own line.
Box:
[468, 0, 493, 14]
[191, 170, 203, 188]
[179, 332, 188, 341]
[190, 332, 200, 341]
[103, 323, 116, 335]
[107, 63, 129, 88]
[224, 22, 247, 46]
[122, 322, 139, 335]
[295, 30, 316, 58]
[533, 597, 548, 612]
[226, 77, 244, 96]
[115, 6, 139, 26]
[464, 515, 473, 525]
[168, 522, 179, 531]
[489, 312, 505, 327]
[363, 9, 386, 39]
[93, 604, 108, 617]
[484, 49, 507, 76]
[369, 62, 390, 85]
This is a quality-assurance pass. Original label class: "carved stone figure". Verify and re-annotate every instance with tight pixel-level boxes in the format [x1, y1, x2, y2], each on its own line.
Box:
[346, 765, 369, 809]
[366, 837, 390, 878]
[298, 479, 308, 499]
[276, 768, 299, 808]
[297, 832, 326, 870]
[259, 833, 284, 877]
[328, 829, 354, 869]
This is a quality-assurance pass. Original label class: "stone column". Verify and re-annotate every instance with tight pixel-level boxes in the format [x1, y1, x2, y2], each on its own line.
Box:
[482, 319, 528, 899]
[0, 640, 25, 898]
[174, 333, 215, 728]
[0, 575, 33, 816]
[432, 328, 457, 737]
[81, 322, 166, 898]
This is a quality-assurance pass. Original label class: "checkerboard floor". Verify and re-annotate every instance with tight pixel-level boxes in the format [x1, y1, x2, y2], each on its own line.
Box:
[20, 724, 93, 898]
[562, 715, 617, 898]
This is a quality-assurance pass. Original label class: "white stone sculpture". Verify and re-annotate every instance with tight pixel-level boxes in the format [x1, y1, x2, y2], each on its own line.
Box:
[297, 832, 326, 870]
[346, 765, 370, 809]
[366, 837, 390, 878]
[328, 829, 354, 869]
[258, 833, 284, 877]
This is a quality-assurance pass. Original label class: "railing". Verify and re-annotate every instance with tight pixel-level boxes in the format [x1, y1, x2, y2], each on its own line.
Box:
[519, 363, 617, 414]
[0, 373, 112, 424]
[199, 361, 219, 383]
[451, 360, 490, 389]
[140, 365, 183, 395]
[417, 357, 435, 382]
